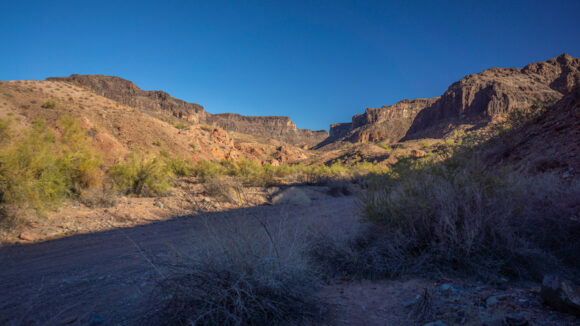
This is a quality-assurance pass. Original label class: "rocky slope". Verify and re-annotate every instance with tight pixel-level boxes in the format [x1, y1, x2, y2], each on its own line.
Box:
[47, 74, 209, 123]
[46, 75, 328, 146]
[327, 54, 579, 145]
[484, 84, 580, 176]
[0, 80, 309, 164]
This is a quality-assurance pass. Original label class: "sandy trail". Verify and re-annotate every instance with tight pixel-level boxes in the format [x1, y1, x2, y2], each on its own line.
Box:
[0, 197, 359, 325]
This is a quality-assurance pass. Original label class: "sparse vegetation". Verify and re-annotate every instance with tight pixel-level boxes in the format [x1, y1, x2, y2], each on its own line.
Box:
[188, 142, 197, 152]
[109, 153, 173, 196]
[309, 101, 580, 281]
[168, 120, 190, 130]
[0, 117, 103, 214]
[147, 210, 320, 326]
[377, 142, 392, 152]
[200, 124, 213, 132]
[41, 98, 58, 109]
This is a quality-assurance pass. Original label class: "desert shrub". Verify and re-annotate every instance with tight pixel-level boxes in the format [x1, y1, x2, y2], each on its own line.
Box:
[377, 143, 392, 151]
[0, 119, 69, 210]
[0, 116, 107, 215]
[200, 124, 213, 132]
[0, 205, 24, 233]
[202, 177, 244, 204]
[189, 142, 197, 152]
[191, 160, 228, 181]
[169, 120, 190, 130]
[0, 117, 11, 143]
[153, 140, 162, 147]
[109, 153, 174, 196]
[56, 115, 104, 193]
[331, 154, 580, 281]
[228, 158, 272, 186]
[41, 98, 58, 109]
[147, 210, 320, 326]
[166, 157, 195, 177]
[79, 181, 117, 208]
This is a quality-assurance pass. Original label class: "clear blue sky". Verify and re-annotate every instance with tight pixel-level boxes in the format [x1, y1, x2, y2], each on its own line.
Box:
[2, 1, 579, 131]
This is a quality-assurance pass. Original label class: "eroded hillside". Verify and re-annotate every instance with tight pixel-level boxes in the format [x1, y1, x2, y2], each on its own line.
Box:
[0, 79, 309, 164]
[326, 53, 579, 146]
[46, 74, 328, 147]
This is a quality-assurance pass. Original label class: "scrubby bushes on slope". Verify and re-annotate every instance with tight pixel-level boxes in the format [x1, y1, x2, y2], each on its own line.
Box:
[0, 117, 102, 212]
[309, 103, 580, 281]
[109, 153, 174, 196]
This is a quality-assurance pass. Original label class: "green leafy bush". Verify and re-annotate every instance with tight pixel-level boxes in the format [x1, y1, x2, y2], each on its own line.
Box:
[109, 153, 174, 196]
[165, 157, 194, 177]
[0, 119, 68, 210]
[57, 115, 103, 193]
[0, 116, 105, 214]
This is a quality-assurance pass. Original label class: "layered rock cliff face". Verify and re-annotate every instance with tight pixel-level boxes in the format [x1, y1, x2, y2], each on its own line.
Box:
[46, 75, 328, 146]
[329, 98, 439, 143]
[47, 75, 209, 123]
[330, 54, 580, 144]
[207, 113, 327, 147]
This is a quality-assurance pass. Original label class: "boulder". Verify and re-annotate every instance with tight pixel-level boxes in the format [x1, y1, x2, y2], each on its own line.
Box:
[271, 187, 311, 206]
[541, 274, 580, 315]
[18, 231, 39, 242]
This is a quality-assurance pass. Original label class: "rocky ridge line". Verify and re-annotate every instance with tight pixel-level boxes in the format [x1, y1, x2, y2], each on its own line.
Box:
[46, 74, 328, 147]
[328, 53, 579, 145]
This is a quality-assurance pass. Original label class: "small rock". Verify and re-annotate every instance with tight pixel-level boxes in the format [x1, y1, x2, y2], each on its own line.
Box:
[59, 315, 77, 324]
[18, 231, 39, 242]
[504, 313, 528, 326]
[541, 274, 580, 316]
[89, 314, 105, 325]
[486, 295, 499, 306]
[271, 187, 311, 206]
[154, 199, 164, 208]
[440, 283, 452, 291]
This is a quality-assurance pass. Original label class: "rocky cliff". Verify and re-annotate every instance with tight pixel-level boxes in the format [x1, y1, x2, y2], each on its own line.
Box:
[328, 54, 580, 144]
[46, 75, 328, 147]
[47, 74, 209, 123]
[207, 113, 327, 147]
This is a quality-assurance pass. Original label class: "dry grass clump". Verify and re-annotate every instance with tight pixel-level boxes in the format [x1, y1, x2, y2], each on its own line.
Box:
[79, 181, 117, 208]
[41, 98, 58, 109]
[202, 177, 245, 204]
[147, 211, 321, 325]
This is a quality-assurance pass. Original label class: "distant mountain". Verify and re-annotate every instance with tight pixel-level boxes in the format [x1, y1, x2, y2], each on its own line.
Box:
[324, 54, 579, 146]
[46, 75, 328, 147]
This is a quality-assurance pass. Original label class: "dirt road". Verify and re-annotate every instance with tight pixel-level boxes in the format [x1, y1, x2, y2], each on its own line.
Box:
[0, 197, 360, 325]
